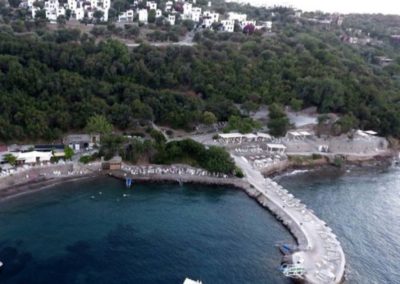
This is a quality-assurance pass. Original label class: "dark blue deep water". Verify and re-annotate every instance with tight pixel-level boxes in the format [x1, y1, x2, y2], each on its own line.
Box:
[0, 178, 293, 284]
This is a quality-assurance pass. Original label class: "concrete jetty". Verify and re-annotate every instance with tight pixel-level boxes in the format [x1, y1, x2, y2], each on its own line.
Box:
[233, 155, 345, 284]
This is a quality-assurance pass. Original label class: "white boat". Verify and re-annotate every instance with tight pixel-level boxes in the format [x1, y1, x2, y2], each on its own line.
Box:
[0, 261, 3, 269]
[183, 278, 202, 284]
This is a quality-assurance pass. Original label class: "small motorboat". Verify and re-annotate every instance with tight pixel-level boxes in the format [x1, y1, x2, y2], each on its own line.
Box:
[0, 260, 3, 269]
[278, 244, 297, 255]
[183, 278, 202, 284]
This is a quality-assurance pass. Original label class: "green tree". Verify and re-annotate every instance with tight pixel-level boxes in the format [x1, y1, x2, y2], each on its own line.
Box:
[4, 153, 17, 166]
[202, 146, 235, 174]
[85, 115, 113, 135]
[64, 146, 74, 160]
[93, 10, 104, 23]
[148, 9, 156, 23]
[267, 103, 290, 137]
[202, 111, 217, 125]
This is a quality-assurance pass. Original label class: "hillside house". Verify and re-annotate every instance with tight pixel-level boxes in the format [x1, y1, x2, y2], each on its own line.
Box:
[241, 20, 256, 29]
[118, 10, 134, 23]
[203, 11, 219, 22]
[168, 14, 176, 25]
[228, 12, 247, 23]
[165, 1, 173, 12]
[64, 134, 100, 151]
[146, 1, 157, 10]
[138, 9, 148, 23]
[221, 20, 234, 32]
[30, 0, 111, 21]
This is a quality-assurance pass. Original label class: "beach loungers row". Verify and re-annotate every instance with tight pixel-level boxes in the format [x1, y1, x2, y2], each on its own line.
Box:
[122, 165, 229, 179]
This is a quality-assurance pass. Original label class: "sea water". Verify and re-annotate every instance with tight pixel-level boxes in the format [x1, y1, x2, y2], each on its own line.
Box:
[1, 166, 399, 284]
[277, 165, 400, 283]
[0, 178, 293, 284]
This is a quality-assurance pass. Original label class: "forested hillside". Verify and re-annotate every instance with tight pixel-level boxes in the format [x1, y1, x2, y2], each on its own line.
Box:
[1, 10, 400, 141]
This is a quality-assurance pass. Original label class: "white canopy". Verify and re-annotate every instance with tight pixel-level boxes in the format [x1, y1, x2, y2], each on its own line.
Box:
[364, 130, 377, 135]
[288, 131, 302, 137]
[243, 133, 258, 139]
[267, 143, 287, 150]
[257, 132, 272, 139]
[218, 133, 242, 139]
[16, 151, 52, 164]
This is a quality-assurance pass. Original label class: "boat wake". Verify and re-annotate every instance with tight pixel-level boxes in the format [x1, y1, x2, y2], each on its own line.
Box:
[276, 169, 311, 179]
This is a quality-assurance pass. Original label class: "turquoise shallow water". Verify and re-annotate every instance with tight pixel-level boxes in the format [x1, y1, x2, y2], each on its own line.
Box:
[0, 178, 293, 284]
[277, 166, 400, 284]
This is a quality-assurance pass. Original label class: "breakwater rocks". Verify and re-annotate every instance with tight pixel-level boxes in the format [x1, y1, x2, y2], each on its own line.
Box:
[233, 156, 345, 284]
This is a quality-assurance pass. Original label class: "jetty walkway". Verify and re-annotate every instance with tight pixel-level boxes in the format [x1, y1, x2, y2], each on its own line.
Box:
[233, 155, 345, 284]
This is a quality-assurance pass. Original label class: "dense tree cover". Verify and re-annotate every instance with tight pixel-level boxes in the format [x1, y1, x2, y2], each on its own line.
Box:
[1, 9, 400, 142]
[224, 115, 261, 134]
[85, 115, 113, 135]
[98, 132, 238, 174]
[153, 138, 238, 175]
[267, 103, 290, 137]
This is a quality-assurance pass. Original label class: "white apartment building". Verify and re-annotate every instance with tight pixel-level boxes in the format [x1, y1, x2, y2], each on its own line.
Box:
[202, 17, 213, 28]
[156, 9, 162, 18]
[146, 1, 157, 11]
[228, 12, 247, 23]
[168, 14, 176, 25]
[182, 2, 192, 19]
[138, 9, 148, 23]
[240, 20, 256, 29]
[165, 1, 173, 12]
[191, 7, 202, 22]
[203, 11, 219, 22]
[221, 19, 234, 32]
[30, 0, 110, 21]
[118, 9, 134, 23]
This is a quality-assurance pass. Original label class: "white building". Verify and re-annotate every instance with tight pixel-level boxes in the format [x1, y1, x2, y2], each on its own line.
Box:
[182, 2, 192, 18]
[118, 9, 134, 23]
[168, 14, 176, 25]
[16, 151, 53, 165]
[202, 17, 213, 28]
[221, 19, 234, 32]
[156, 9, 162, 18]
[265, 21, 272, 31]
[32, 0, 111, 22]
[146, 1, 157, 10]
[240, 20, 256, 29]
[191, 7, 202, 22]
[228, 12, 247, 23]
[138, 9, 148, 23]
[165, 1, 173, 12]
[203, 10, 219, 22]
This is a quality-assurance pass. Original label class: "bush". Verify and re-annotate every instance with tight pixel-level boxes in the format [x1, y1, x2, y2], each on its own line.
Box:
[234, 167, 245, 178]
[80, 155, 95, 164]
[333, 156, 344, 168]
[312, 153, 322, 160]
